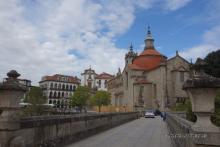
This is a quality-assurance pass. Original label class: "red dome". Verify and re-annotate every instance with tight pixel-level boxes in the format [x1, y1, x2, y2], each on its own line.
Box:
[129, 49, 164, 71]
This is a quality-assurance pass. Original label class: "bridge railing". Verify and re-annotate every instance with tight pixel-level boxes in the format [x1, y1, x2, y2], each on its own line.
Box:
[0, 70, 140, 147]
[166, 113, 194, 147]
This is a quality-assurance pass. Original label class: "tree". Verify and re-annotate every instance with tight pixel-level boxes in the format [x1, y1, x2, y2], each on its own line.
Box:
[90, 90, 111, 112]
[204, 49, 220, 78]
[203, 49, 220, 126]
[24, 86, 47, 116]
[70, 86, 90, 112]
[211, 93, 220, 127]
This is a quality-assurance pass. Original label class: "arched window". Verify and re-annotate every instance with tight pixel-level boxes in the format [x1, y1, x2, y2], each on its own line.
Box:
[49, 91, 53, 98]
[73, 85, 76, 91]
[49, 100, 52, 104]
[98, 80, 101, 88]
[58, 83, 61, 89]
[54, 83, 57, 89]
[54, 91, 57, 98]
[66, 85, 69, 90]
[58, 92, 60, 98]
[70, 85, 72, 91]
[57, 101, 60, 108]
[62, 92, 64, 97]
[61, 100, 64, 108]
[50, 83, 53, 89]
[62, 84, 65, 90]
[53, 100, 56, 104]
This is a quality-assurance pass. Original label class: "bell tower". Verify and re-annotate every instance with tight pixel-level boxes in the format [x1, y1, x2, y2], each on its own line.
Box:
[125, 43, 137, 65]
[144, 26, 155, 50]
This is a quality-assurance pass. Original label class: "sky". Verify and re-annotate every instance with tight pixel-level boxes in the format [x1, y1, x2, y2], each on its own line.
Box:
[1, 0, 220, 85]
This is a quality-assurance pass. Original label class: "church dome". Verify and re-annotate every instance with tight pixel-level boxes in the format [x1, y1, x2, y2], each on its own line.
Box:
[129, 27, 165, 71]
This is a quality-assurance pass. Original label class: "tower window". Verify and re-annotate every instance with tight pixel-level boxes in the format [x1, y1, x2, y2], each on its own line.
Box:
[180, 72, 184, 82]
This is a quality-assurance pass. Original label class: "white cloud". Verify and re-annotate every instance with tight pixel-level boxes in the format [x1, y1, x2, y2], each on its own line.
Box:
[179, 44, 218, 62]
[176, 0, 220, 62]
[164, 0, 191, 11]
[0, 0, 195, 85]
[179, 26, 220, 61]
[0, 0, 157, 85]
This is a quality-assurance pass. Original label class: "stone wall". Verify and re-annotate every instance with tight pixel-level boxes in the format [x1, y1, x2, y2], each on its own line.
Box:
[13, 112, 139, 147]
[166, 113, 220, 147]
[166, 113, 194, 147]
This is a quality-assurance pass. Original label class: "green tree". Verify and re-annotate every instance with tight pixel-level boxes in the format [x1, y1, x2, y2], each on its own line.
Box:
[204, 49, 220, 78]
[24, 86, 47, 116]
[185, 100, 197, 122]
[211, 93, 220, 126]
[90, 90, 111, 112]
[70, 86, 90, 112]
[203, 49, 220, 126]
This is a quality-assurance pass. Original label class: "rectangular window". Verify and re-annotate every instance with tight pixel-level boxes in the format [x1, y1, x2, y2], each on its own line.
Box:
[98, 80, 101, 88]
[180, 72, 184, 82]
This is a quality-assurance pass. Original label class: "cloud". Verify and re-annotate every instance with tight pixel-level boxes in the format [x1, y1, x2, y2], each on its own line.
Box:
[179, 26, 220, 61]
[178, 0, 220, 62]
[0, 0, 196, 85]
[164, 0, 191, 11]
[0, 0, 158, 85]
[179, 44, 217, 62]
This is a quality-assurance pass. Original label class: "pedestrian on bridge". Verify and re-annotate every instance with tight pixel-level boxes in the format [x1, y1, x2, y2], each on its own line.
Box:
[161, 112, 166, 121]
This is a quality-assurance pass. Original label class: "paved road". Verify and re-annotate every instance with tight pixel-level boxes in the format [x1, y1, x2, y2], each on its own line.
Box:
[66, 116, 172, 147]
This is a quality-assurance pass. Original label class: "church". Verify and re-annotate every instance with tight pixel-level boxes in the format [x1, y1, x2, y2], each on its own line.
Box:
[108, 27, 190, 111]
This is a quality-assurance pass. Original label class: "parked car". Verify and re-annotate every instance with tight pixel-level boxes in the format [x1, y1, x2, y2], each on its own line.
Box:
[144, 110, 155, 118]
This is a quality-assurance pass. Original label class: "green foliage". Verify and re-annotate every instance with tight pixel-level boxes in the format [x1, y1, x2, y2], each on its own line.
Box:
[185, 100, 197, 122]
[70, 86, 91, 111]
[23, 86, 47, 116]
[211, 93, 220, 126]
[90, 90, 111, 112]
[173, 99, 197, 122]
[204, 49, 220, 78]
[24, 86, 46, 104]
[174, 102, 188, 111]
[203, 50, 220, 126]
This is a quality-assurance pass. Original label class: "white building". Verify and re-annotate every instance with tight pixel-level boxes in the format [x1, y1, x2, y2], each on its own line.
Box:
[81, 68, 113, 91]
[39, 74, 80, 108]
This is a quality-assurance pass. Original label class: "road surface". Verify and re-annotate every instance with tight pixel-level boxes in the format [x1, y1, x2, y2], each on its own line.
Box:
[66, 116, 172, 147]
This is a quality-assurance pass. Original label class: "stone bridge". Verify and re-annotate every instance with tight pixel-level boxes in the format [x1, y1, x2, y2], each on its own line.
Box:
[0, 65, 220, 147]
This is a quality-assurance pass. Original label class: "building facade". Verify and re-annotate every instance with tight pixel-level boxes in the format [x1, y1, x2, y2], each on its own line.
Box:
[108, 27, 190, 111]
[81, 68, 114, 91]
[39, 74, 80, 108]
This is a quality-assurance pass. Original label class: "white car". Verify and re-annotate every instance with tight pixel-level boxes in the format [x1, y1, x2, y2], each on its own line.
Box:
[144, 111, 155, 118]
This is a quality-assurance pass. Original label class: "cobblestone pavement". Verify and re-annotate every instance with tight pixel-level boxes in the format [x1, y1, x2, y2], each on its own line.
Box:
[66, 116, 172, 147]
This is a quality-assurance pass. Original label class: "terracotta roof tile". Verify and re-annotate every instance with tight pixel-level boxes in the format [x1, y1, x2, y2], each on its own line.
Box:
[95, 72, 114, 79]
[40, 74, 80, 84]
[129, 48, 165, 71]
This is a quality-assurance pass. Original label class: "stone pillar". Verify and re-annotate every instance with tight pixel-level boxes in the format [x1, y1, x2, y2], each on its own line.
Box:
[0, 70, 27, 147]
[183, 59, 220, 132]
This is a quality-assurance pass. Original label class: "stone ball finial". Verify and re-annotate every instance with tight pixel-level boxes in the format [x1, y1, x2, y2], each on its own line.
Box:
[7, 70, 20, 79]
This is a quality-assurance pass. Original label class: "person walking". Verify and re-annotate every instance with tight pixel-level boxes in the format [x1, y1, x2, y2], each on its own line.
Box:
[162, 112, 166, 121]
